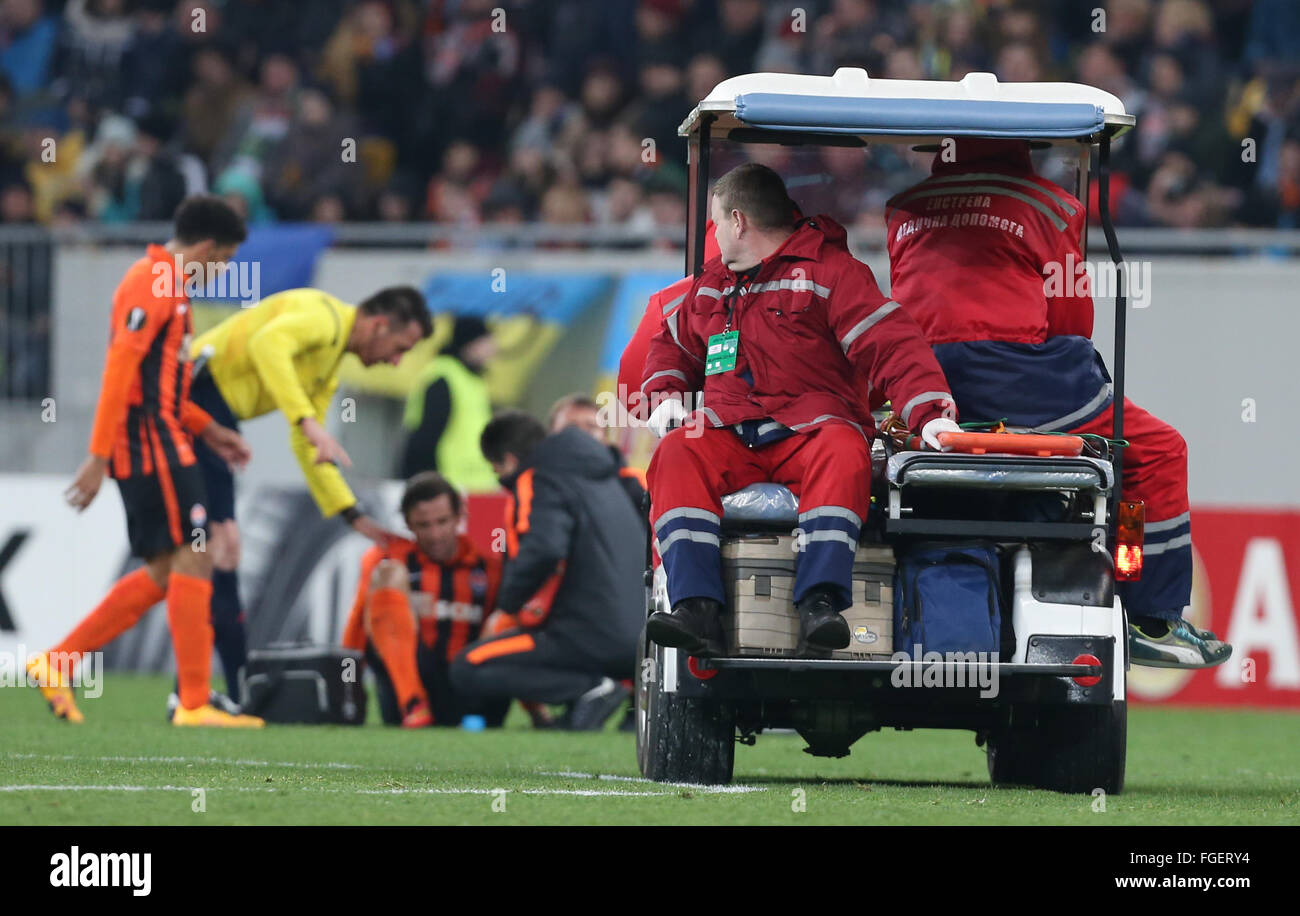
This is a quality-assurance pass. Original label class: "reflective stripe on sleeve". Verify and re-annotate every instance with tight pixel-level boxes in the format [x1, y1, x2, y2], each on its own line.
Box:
[641, 369, 688, 394]
[839, 300, 902, 354]
[899, 391, 954, 425]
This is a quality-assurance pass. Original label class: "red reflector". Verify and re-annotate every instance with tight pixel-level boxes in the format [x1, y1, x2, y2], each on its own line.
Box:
[1116, 544, 1143, 581]
[1072, 653, 1102, 687]
[686, 656, 717, 680]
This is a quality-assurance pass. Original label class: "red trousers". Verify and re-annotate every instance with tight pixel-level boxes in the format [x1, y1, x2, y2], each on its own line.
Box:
[647, 423, 871, 609]
[1070, 398, 1191, 618]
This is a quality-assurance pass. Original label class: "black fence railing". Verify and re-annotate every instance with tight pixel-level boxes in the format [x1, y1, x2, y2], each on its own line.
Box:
[0, 230, 53, 402]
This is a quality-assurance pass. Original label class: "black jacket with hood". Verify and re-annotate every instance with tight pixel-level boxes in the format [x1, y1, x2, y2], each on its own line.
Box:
[499, 426, 647, 674]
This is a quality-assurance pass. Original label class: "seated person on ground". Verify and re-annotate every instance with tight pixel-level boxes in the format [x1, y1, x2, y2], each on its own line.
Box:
[341, 472, 508, 728]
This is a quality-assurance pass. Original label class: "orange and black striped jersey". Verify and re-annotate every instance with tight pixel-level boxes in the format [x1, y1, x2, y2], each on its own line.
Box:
[342, 534, 503, 661]
[89, 244, 212, 479]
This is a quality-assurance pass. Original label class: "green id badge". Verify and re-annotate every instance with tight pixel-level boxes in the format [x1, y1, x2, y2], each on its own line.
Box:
[705, 330, 739, 375]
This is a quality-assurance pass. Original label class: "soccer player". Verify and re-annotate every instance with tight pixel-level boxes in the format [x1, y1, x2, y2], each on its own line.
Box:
[29, 196, 264, 727]
[341, 472, 507, 728]
[187, 285, 432, 704]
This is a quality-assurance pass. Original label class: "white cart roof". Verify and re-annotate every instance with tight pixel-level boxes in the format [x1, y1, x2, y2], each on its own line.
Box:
[679, 68, 1133, 145]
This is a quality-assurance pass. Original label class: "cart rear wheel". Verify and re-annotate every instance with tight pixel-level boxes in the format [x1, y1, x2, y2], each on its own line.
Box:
[987, 701, 1126, 795]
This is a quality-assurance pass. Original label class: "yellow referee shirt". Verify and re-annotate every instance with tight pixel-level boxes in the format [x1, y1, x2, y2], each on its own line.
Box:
[192, 288, 358, 517]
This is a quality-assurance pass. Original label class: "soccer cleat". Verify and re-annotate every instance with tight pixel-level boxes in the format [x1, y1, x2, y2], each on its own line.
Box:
[172, 703, 266, 728]
[1129, 620, 1232, 669]
[646, 597, 725, 656]
[564, 677, 632, 731]
[796, 588, 850, 655]
[26, 654, 84, 723]
[401, 698, 433, 728]
[167, 690, 243, 722]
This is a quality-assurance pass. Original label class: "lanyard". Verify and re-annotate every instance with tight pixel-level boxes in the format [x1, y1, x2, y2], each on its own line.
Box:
[723, 266, 761, 332]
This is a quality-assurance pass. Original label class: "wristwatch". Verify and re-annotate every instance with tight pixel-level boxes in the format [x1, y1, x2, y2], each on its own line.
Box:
[340, 505, 362, 524]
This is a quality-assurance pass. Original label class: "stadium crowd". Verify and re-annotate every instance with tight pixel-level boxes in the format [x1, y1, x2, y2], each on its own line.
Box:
[1, 0, 1298, 235]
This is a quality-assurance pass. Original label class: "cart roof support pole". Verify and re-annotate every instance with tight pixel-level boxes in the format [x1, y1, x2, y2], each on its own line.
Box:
[689, 117, 713, 277]
[1096, 136, 1125, 507]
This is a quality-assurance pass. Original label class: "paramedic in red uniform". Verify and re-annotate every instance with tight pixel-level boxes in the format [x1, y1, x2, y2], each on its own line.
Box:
[641, 163, 960, 657]
[885, 137, 1230, 669]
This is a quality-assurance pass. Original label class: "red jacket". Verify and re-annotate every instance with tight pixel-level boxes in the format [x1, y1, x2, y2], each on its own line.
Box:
[619, 274, 694, 416]
[641, 215, 955, 437]
[885, 138, 1093, 344]
[617, 222, 720, 414]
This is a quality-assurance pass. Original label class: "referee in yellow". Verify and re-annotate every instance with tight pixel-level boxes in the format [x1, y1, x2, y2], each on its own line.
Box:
[187, 285, 432, 708]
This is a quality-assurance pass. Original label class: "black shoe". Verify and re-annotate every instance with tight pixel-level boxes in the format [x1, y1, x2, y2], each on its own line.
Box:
[565, 678, 632, 731]
[645, 598, 725, 656]
[796, 588, 850, 655]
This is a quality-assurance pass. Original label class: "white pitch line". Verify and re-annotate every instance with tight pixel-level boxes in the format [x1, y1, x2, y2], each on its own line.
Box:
[539, 770, 765, 793]
[0, 785, 274, 793]
[357, 788, 667, 797]
[0, 784, 676, 798]
[7, 752, 361, 770]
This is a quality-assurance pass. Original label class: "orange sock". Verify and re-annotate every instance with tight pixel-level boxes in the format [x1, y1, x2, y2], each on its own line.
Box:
[51, 567, 166, 659]
[368, 588, 427, 712]
[167, 572, 214, 710]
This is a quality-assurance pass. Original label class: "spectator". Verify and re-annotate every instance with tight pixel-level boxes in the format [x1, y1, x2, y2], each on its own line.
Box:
[120, 0, 189, 120]
[56, 0, 136, 112]
[0, 0, 1291, 233]
[685, 52, 726, 104]
[996, 41, 1045, 83]
[421, 0, 522, 151]
[212, 165, 274, 224]
[0, 0, 57, 97]
[1239, 131, 1300, 228]
[263, 87, 361, 221]
[211, 51, 300, 181]
[1102, 0, 1155, 77]
[132, 113, 188, 220]
[318, 0, 421, 164]
[577, 62, 626, 132]
[631, 48, 688, 167]
[181, 41, 251, 167]
[711, 0, 766, 76]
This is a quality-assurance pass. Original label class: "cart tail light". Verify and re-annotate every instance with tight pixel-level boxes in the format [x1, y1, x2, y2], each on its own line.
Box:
[1115, 499, 1144, 581]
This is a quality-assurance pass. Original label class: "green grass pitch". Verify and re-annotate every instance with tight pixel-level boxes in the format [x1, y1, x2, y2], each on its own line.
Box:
[2, 674, 1297, 825]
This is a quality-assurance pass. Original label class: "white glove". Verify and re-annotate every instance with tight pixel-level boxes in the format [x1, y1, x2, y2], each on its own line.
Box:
[921, 417, 962, 450]
[647, 397, 689, 439]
